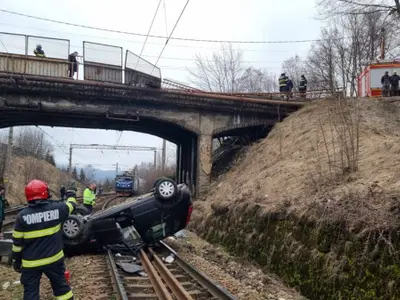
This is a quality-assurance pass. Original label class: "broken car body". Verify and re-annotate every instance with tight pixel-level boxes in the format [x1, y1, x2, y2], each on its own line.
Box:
[61, 178, 193, 254]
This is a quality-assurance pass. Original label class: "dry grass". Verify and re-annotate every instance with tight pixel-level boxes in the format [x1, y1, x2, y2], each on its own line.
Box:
[6, 155, 72, 206]
[204, 98, 400, 231]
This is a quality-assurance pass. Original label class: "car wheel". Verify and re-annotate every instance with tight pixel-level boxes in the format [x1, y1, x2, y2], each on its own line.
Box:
[74, 205, 89, 216]
[62, 215, 83, 239]
[155, 178, 178, 201]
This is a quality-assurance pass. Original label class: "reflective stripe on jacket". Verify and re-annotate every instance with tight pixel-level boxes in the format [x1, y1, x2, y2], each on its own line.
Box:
[33, 49, 46, 57]
[12, 197, 77, 268]
[83, 188, 96, 206]
[278, 76, 288, 87]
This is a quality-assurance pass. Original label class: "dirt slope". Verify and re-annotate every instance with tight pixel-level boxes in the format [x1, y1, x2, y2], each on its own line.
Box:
[191, 98, 400, 300]
[200, 98, 400, 229]
[6, 155, 71, 205]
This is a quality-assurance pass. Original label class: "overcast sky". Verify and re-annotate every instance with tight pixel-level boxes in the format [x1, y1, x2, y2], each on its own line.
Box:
[0, 0, 322, 170]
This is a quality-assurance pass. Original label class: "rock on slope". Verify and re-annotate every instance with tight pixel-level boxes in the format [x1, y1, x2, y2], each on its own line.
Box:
[190, 98, 400, 300]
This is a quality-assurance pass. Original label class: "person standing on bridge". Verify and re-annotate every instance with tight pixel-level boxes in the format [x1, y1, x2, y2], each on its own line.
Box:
[83, 183, 96, 214]
[68, 51, 79, 79]
[33, 44, 46, 58]
[299, 75, 308, 98]
[278, 73, 288, 95]
[11, 179, 77, 300]
[381, 71, 391, 97]
[390, 71, 400, 97]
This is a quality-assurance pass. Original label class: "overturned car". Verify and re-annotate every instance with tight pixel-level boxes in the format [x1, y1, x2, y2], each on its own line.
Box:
[61, 178, 193, 254]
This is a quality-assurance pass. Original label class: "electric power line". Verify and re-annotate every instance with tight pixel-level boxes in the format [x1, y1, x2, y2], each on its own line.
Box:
[136, 0, 162, 70]
[152, 0, 190, 73]
[0, 9, 348, 44]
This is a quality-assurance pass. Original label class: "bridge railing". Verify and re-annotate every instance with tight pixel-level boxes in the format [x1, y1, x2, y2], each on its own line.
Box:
[125, 50, 161, 88]
[0, 32, 71, 78]
[82, 41, 123, 84]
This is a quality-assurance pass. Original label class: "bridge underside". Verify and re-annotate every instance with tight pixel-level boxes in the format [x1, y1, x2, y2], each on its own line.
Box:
[1, 111, 200, 196]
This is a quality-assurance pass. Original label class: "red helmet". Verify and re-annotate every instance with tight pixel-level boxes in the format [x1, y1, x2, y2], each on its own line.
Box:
[25, 180, 50, 202]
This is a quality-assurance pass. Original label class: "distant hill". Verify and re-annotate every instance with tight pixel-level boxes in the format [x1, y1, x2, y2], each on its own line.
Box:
[57, 164, 117, 182]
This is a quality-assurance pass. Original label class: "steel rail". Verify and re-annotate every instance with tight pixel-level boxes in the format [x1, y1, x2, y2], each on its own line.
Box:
[160, 241, 237, 300]
[139, 248, 173, 300]
[106, 249, 129, 300]
[148, 247, 194, 300]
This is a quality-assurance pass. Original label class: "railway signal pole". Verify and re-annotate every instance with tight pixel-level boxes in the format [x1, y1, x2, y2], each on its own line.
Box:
[68, 144, 159, 178]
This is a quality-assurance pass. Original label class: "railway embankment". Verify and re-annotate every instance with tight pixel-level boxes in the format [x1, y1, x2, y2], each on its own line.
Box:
[190, 98, 400, 300]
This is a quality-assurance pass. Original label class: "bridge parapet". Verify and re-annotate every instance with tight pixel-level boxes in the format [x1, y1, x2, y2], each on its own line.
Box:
[0, 52, 70, 78]
[82, 41, 123, 84]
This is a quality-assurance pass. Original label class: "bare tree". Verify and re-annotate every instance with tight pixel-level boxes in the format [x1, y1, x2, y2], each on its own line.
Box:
[189, 44, 276, 93]
[14, 127, 55, 160]
[238, 67, 276, 92]
[23, 157, 50, 184]
[282, 55, 308, 89]
[316, 0, 400, 18]
[82, 164, 96, 184]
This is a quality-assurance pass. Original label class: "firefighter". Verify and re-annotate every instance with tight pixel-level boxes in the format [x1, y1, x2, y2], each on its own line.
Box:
[59, 185, 66, 201]
[33, 44, 46, 58]
[83, 183, 96, 214]
[278, 73, 288, 94]
[68, 51, 78, 79]
[391, 71, 400, 96]
[299, 75, 308, 98]
[381, 71, 391, 97]
[12, 179, 77, 300]
[286, 78, 294, 99]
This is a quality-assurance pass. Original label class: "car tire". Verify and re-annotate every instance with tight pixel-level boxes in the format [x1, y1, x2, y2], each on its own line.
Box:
[74, 205, 90, 216]
[62, 215, 84, 240]
[152, 177, 169, 188]
[154, 178, 178, 201]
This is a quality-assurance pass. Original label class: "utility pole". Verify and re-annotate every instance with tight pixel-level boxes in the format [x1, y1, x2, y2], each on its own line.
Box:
[115, 163, 119, 176]
[68, 145, 72, 179]
[153, 150, 157, 168]
[3, 127, 13, 198]
[162, 139, 166, 172]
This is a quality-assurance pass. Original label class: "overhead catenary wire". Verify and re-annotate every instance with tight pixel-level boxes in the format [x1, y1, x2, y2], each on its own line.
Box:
[135, 0, 163, 70]
[151, 0, 190, 74]
[0, 9, 348, 44]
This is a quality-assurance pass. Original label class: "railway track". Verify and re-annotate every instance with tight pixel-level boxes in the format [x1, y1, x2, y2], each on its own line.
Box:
[106, 242, 236, 300]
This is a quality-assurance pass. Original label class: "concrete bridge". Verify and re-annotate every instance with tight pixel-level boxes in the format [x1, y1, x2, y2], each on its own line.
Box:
[0, 32, 306, 197]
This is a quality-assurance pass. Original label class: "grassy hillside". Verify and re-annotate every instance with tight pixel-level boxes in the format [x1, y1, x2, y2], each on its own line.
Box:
[191, 98, 400, 300]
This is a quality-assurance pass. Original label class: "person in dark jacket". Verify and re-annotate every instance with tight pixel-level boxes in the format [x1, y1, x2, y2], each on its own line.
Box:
[68, 51, 78, 79]
[59, 185, 66, 201]
[286, 78, 294, 99]
[381, 71, 391, 97]
[33, 44, 45, 58]
[390, 71, 400, 96]
[299, 75, 308, 98]
[278, 73, 288, 94]
[12, 179, 77, 300]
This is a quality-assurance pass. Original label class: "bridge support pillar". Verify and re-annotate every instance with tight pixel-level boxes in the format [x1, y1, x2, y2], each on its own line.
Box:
[197, 134, 212, 197]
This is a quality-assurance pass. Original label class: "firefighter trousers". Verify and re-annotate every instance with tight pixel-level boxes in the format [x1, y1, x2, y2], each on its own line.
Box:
[83, 204, 93, 214]
[21, 259, 73, 300]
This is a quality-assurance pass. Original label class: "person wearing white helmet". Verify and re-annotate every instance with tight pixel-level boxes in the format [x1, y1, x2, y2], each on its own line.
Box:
[33, 44, 45, 57]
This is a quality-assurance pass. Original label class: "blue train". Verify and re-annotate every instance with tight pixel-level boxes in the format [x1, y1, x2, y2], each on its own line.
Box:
[114, 173, 145, 196]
